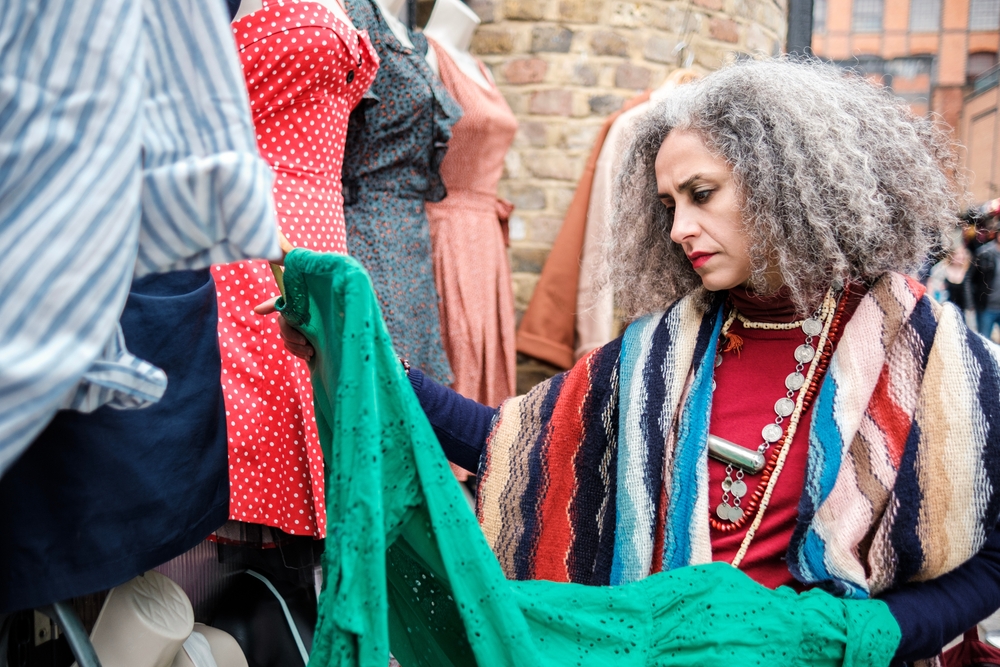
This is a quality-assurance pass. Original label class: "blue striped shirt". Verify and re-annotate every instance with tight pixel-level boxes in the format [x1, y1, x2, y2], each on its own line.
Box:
[0, 0, 281, 477]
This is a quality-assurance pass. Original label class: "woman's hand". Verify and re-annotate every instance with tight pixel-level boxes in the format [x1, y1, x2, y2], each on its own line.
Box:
[254, 297, 314, 360]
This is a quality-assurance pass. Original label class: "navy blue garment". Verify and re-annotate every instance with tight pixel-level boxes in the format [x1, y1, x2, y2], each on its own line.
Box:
[410, 367, 1000, 662]
[883, 521, 1000, 664]
[0, 270, 229, 613]
[407, 368, 495, 473]
[227, 0, 241, 19]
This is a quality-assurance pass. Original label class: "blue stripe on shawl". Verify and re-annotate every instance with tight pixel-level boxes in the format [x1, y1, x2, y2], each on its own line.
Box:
[515, 372, 566, 580]
[790, 369, 842, 586]
[795, 366, 875, 599]
[662, 306, 723, 570]
[640, 312, 677, 566]
[610, 313, 663, 585]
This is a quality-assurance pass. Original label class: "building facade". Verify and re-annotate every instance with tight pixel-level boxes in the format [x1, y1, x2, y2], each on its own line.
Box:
[811, 0, 999, 129]
[961, 64, 1000, 201]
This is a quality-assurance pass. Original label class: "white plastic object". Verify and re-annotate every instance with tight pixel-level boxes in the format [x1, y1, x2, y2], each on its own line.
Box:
[170, 625, 248, 667]
[74, 571, 194, 667]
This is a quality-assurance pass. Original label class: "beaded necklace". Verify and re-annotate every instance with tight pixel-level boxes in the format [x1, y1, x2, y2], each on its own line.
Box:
[708, 285, 852, 563]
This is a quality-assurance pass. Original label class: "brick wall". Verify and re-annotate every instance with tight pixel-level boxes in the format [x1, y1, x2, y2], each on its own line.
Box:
[430, 0, 788, 388]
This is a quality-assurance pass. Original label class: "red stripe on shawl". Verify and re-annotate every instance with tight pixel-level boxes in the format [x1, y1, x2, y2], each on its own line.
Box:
[650, 480, 667, 574]
[532, 352, 596, 582]
[903, 275, 927, 300]
[868, 367, 911, 469]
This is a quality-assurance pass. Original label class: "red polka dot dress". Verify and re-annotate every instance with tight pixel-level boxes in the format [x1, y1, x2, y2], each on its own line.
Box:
[211, 0, 378, 537]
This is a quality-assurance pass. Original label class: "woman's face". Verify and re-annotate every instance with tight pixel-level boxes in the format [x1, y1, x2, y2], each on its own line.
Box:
[656, 130, 752, 292]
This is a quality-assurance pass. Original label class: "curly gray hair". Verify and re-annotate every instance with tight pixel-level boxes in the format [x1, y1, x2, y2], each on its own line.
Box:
[608, 57, 964, 317]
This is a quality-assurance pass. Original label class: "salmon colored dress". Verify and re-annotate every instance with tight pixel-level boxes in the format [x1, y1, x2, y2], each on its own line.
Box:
[211, 0, 378, 537]
[424, 41, 518, 416]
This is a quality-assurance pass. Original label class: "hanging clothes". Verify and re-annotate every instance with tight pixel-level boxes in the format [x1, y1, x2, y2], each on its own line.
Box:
[342, 0, 462, 384]
[574, 100, 651, 359]
[514, 92, 651, 370]
[0, 0, 281, 478]
[271, 249, 900, 667]
[576, 75, 699, 360]
[0, 271, 229, 614]
[423, 39, 518, 410]
[213, 0, 379, 537]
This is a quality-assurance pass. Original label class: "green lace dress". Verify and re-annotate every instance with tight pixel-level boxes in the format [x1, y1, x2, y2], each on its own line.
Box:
[275, 249, 901, 667]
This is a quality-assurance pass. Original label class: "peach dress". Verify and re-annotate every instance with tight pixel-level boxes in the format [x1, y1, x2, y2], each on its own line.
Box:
[424, 40, 518, 418]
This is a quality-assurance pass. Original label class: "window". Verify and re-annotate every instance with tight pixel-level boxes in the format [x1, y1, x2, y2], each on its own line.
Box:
[909, 0, 941, 31]
[814, 0, 828, 33]
[969, 0, 1000, 30]
[968, 52, 999, 84]
[853, 0, 884, 32]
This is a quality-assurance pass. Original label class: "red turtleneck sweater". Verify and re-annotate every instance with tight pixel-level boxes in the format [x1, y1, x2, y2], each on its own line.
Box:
[708, 287, 862, 587]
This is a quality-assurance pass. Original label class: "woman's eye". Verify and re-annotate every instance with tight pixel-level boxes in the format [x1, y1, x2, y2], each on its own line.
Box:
[693, 189, 713, 203]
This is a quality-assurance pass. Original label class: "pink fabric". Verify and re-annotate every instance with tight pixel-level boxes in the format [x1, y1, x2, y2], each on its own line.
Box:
[424, 41, 518, 414]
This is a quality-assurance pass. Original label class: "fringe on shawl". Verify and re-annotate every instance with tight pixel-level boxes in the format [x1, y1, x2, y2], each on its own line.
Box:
[477, 273, 1000, 598]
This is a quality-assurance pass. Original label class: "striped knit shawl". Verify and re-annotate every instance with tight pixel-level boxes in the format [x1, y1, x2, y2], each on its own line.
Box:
[476, 272, 1000, 598]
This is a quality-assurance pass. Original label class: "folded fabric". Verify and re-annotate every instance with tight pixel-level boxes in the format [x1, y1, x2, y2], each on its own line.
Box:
[275, 249, 900, 667]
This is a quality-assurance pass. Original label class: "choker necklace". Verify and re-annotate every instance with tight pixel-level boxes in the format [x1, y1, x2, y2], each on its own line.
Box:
[709, 289, 838, 525]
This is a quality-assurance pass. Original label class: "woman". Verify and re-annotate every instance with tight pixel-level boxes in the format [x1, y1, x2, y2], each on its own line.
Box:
[277, 59, 1000, 664]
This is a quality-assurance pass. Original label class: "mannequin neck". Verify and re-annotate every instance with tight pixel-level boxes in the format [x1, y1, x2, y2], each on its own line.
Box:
[373, 0, 414, 49]
[423, 0, 490, 88]
[375, 0, 406, 17]
[423, 0, 479, 54]
[235, 0, 352, 25]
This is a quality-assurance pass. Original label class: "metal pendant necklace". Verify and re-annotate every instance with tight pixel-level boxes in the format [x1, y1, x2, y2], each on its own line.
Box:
[709, 290, 837, 525]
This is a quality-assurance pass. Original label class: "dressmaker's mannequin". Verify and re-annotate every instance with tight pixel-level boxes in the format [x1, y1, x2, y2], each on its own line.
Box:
[236, 0, 354, 25]
[373, 0, 416, 49]
[423, 0, 491, 88]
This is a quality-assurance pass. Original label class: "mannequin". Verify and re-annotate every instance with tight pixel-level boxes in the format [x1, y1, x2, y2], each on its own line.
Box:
[340, 0, 462, 384]
[235, 0, 353, 25]
[422, 1, 518, 418]
[423, 0, 492, 89]
[373, 0, 415, 49]
[171, 625, 249, 667]
[74, 572, 247, 667]
[78, 571, 193, 667]
[217, 0, 380, 539]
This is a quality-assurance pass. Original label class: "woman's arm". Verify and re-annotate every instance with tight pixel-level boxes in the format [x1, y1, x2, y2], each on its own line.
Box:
[880, 522, 1000, 663]
[408, 368, 498, 473]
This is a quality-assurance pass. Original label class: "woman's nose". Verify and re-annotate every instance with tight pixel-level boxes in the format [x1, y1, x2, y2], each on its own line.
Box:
[670, 205, 699, 244]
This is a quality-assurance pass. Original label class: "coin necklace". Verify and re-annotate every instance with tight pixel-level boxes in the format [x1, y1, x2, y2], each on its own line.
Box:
[709, 290, 837, 525]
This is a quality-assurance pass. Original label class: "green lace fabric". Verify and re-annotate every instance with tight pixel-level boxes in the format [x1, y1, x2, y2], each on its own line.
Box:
[275, 249, 902, 667]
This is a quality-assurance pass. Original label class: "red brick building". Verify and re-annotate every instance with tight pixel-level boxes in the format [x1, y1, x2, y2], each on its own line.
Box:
[960, 65, 999, 201]
[811, 0, 998, 130]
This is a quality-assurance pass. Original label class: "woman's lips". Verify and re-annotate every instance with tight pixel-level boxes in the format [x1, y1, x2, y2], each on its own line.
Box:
[687, 252, 715, 269]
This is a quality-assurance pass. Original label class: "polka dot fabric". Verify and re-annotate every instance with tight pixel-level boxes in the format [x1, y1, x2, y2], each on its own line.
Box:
[210, 0, 378, 538]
